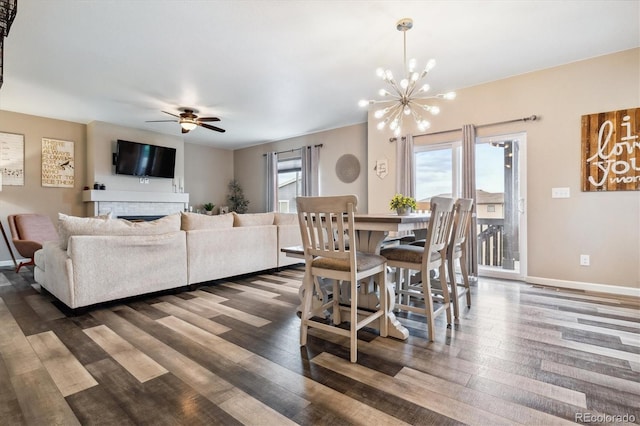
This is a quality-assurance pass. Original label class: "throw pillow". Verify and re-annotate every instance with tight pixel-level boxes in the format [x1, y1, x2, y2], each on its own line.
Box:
[232, 212, 275, 227]
[180, 212, 234, 230]
[273, 212, 297, 225]
[58, 213, 181, 249]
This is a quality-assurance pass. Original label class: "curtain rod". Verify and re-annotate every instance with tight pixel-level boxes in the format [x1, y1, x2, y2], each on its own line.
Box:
[389, 115, 538, 142]
[262, 143, 323, 156]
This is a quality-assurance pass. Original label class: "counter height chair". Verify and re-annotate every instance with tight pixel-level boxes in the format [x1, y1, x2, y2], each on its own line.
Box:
[380, 197, 455, 341]
[447, 198, 474, 319]
[8, 214, 58, 273]
[297, 195, 388, 363]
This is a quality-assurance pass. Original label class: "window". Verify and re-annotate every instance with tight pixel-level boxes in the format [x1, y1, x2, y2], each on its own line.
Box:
[277, 156, 302, 213]
[414, 142, 461, 204]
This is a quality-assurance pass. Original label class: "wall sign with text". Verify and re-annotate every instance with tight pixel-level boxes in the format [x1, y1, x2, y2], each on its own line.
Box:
[581, 107, 639, 191]
[42, 138, 75, 188]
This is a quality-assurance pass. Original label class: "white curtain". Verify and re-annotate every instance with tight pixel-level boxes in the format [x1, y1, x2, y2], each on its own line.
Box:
[301, 145, 320, 196]
[462, 124, 478, 277]
[265, 151, 278, 212]
[395, 134, 415, 197]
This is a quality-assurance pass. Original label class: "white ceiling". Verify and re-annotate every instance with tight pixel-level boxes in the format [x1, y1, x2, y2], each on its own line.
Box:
[1, 1, 639, 150]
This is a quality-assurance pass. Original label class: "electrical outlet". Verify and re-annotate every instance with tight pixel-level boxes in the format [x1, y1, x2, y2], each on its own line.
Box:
[580, 254, 590, 266]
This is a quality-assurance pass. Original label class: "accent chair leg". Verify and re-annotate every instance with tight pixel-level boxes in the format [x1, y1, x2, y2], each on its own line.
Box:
[16, 258, 35, 273]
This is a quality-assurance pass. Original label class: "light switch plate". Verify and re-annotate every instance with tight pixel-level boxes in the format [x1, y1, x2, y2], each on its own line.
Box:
[551, 187, 570, 198]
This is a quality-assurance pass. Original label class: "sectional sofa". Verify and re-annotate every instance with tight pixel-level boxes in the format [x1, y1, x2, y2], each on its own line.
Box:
[34, 211, 302, 310]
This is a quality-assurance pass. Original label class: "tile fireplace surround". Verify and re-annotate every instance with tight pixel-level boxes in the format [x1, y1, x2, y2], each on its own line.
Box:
[82, 190, 189, 218]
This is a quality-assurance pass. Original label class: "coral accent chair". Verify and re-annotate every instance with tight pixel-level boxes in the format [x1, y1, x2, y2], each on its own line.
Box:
[8, 214, 58, 272]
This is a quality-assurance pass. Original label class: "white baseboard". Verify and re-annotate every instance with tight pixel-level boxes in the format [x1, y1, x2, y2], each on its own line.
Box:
[526, 275, 640, 298]
[0, 259, 25, 268]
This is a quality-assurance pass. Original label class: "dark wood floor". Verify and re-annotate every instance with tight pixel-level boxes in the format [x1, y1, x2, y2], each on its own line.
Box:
[1, 265, 638, 425]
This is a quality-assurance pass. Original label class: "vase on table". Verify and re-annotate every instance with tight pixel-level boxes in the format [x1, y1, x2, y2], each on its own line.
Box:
[396, 207, 413, 216]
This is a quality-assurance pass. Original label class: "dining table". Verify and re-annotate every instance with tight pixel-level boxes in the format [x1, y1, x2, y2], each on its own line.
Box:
[282, 211, 431, 340]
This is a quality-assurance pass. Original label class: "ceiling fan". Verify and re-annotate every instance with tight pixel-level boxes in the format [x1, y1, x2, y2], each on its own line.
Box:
[147, 108, 226, 133]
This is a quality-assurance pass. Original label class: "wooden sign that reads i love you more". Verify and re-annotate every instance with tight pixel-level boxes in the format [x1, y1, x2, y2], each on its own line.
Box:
[581, 107, 640, 191]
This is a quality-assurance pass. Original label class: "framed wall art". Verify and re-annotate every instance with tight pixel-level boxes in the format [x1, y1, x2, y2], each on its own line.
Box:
[581, 107, 639, 191]
[42, 138, 75, 188]
[0, 131, 25, 186]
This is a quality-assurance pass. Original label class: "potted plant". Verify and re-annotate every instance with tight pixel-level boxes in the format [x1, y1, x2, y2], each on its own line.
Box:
[227, 179, 249, 213]
[389, 194, 417, 215]
[203, 202, 215, 215]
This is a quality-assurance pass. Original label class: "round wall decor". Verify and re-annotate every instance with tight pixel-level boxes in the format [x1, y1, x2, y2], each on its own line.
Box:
[335, 154, 361, 183]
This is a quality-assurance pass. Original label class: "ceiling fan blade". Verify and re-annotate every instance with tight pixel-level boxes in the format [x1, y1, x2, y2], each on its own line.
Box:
[146, 119, 178, 123]
[197, 117, 221, 122]
[162, 110, 181, 118]
[199, 122, 226, 133]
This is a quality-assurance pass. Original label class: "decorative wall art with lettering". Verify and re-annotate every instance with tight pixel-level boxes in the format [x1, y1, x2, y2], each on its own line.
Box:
[581, 108, 639, 191]
[42, 138, 75, 188]
[0, 132, 25, 186]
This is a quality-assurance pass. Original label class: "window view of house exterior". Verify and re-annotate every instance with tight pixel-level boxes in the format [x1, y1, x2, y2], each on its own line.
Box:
[277, 156, 302, 213]
[415, 134, 524, 276]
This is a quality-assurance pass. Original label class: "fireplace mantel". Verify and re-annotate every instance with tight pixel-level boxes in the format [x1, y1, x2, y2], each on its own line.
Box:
[82, 190, 189, 203]
[82, 190, 189, 217]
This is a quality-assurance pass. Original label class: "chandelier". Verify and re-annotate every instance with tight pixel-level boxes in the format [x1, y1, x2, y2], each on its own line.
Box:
[359, 18, 455, 137]
[0, 0, 17, 89]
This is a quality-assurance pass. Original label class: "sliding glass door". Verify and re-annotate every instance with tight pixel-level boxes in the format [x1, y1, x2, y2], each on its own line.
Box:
[476, 133, 527, 279]
[414, 132, 527, 280]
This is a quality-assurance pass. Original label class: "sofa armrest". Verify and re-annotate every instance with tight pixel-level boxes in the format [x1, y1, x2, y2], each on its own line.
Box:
[277, 224, 303, 267]
[41, 241, 75, 307]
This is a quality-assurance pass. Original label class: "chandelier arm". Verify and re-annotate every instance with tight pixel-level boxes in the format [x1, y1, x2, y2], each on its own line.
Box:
[384, 103, 403, 120]
[386, 80, 405, 98]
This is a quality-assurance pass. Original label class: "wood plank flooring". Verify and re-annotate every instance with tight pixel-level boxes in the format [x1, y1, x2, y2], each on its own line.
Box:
[0, 265, 638, 425]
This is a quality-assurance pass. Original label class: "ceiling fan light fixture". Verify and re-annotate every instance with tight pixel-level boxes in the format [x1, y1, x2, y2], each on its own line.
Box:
[180, 120, 197, 131]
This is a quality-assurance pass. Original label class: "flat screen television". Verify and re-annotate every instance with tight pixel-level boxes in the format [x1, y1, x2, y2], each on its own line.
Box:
[114, 139, 176, 178]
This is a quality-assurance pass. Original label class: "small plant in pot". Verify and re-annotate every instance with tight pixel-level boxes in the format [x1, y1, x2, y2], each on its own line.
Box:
[389, 194, 417, 215]
[203, 202, 215, 215]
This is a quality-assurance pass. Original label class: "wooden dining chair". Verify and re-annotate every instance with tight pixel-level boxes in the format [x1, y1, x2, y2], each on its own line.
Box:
[296, 195, 388, 363]
[447, 198, 474, 319]
[380, 197, 456, 340]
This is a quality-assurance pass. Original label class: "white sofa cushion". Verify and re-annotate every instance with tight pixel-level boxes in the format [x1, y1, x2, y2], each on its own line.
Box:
[58, 213, 180, 249]
[274, 212, 297, 225]
[233, 212, 275, 227]
[181, 212, 234, 230]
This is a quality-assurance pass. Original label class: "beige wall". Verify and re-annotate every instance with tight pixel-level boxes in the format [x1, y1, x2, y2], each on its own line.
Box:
[367, 48, 640, 290]
[2, 49, 638, 292]
[184, 142, 234, 213]
[87, 121, 185, 195]
[0, 110, 86, 263]
[234, 123, 368, 213]
[0, 115, 234, 265]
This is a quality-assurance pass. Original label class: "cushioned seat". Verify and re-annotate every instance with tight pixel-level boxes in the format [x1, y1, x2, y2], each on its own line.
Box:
[8, 214, 58, 272]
